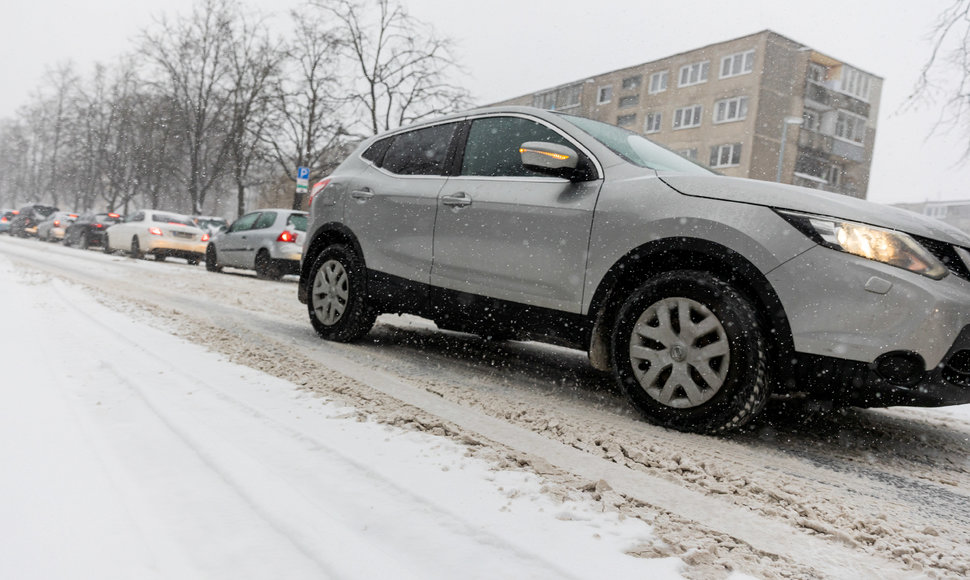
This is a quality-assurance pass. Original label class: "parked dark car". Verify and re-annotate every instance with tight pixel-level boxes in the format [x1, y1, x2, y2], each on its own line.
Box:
[0, 209, 18, 234]
[64, 212, 124, 249]
[8, 204, 58, 238]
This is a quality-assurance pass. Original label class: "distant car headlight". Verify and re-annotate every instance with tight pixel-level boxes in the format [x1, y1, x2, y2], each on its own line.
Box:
[777, 210, 948, 280]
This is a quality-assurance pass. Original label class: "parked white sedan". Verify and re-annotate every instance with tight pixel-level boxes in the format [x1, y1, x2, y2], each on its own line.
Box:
[104, 209, 208, 264]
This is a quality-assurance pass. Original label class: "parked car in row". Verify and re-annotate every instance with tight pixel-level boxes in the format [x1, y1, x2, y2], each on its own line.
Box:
[64, 212, 123, 249]
[0, 209, 18, 234]
[8, 204, 58, 238]
[205, 209, 307, 279]
[299, 105, 970, 434]
[104, 209, 208, 264]
[192, 215, 229, 236]
[36, 212, 78, 242]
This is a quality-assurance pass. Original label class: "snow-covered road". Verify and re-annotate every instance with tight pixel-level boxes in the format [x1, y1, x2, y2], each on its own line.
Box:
[3, 235, 970, 579]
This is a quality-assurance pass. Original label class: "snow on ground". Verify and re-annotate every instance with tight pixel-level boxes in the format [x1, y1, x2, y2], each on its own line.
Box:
[0, 255, 685, 579]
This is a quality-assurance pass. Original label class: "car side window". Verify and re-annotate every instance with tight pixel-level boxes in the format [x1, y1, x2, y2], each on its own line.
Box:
[229, 212, 261, 233]
[253, 211, 277, 230]
[380, 123, 458, 176]
[460, 116, 576, 178]
[128, 212, 145, 223]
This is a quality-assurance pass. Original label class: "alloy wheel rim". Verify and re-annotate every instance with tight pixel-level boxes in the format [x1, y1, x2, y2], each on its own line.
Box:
[312, 259, 349, 326]
[629, 297, 730, 409]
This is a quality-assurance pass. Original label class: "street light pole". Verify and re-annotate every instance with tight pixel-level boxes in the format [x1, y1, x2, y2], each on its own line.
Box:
[775, 116, 804, 183]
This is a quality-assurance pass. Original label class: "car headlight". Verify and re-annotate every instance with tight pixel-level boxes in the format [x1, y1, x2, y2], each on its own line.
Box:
[777, 210, 948, 280]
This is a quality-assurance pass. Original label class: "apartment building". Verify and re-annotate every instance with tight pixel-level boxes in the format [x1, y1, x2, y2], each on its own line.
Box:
[894, 200, 970, 235]
[492, 30, 882, 199]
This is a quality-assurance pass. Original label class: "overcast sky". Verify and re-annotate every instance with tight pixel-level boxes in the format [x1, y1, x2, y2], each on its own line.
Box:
[2, 0, 968, 205]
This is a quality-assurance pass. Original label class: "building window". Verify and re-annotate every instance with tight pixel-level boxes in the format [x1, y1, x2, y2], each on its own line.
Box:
[617, 114, 637, 127]
[710, 143, 742, 167]
[834, 110, 866, 144]
[680, 148, 698, 161]
[621, 75, 642, 91]
[644, 112, 662, 133]
[532, 84, 582, 110]
[720, 50, 755, 78]
[926, 205, 949, 219]
[802, 109, 820, 132]
[619, 95, 640, 109]
[648, 71, 668, 94]
[713, 96, 749, 123]
[533, 91, 556, 109]
[840, 67, 872, 101]
[827, 164, 843, 187]
[559, 84, 582, 109]
[678, 61, 710, 87]
[673, 104, 703, 129]
[597, 85, 613, 105]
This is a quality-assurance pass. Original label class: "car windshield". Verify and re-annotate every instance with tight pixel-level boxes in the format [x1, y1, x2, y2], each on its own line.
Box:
[288, 214, 308, 232]
[557, 114, 714, 175]
[153, 213, 194, 226]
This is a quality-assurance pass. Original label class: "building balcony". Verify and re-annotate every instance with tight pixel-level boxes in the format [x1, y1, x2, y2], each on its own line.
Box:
[803, 81, 870, 118]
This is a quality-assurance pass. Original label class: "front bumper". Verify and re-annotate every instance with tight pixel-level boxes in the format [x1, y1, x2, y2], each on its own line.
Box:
[769, 245, 970, 406]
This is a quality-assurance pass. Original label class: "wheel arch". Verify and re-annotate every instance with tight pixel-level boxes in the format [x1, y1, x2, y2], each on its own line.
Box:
[298, 222, 365, 304]
[586, 237, 795, 388]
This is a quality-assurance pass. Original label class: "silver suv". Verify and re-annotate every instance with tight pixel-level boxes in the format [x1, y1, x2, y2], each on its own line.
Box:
[299, 106, 970, 433]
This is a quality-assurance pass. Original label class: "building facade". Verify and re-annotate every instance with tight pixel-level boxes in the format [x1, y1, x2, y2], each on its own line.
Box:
[492, 30, 882, 199]
[893, 200, 970, 235]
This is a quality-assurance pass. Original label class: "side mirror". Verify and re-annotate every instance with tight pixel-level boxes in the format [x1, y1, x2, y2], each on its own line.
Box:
[519, 141, 580, 180]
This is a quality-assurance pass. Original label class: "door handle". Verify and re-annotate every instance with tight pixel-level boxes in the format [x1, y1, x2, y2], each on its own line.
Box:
[441, 192, 472, 207]
[351, 189, 374, 200]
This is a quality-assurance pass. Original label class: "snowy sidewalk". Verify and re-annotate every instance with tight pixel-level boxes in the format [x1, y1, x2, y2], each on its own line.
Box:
[0, 256, 680, 580]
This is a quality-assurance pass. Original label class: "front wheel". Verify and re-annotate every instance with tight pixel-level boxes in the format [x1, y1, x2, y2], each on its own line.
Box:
[611, 270, 769, 434]
[306, 244, 375, 342]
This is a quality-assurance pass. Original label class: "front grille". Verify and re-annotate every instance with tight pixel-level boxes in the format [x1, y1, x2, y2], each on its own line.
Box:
[916, 236, 970, 282]
[943, 349, 970, 387]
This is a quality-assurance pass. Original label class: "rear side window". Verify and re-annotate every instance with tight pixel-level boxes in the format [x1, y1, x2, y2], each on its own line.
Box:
[460, 116, 575, 177]
[288, 214, 308, 232]
[254, 212, 277, 229]
[362, 138, 391, 163]
[380, 123, 457, 176]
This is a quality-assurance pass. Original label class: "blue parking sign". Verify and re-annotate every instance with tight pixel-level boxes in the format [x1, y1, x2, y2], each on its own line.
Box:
[297, 166, 310, 180]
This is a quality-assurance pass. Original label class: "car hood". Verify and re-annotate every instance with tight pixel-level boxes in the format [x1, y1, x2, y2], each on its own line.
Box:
[660, 174, 970, 246]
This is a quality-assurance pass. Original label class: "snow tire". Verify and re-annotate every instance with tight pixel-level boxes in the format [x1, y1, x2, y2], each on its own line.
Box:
[307, 244, 375, 342]
[611, 270, 769, 434]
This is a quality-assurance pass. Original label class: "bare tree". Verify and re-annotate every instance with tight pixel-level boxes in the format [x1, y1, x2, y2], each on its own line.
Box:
[907, 0, 970, 157]
[225, 10, 284, 218]
[313, 0, 470, 136]
[140, 0, 238, 213]
[265, 11, 346, 209]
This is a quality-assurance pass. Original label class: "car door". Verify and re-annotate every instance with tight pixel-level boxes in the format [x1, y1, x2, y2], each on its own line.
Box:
[218, 212, 261, 268]
[109, 211, 143, 250]
[342, 121, 460, 287]
[431, 114, 602, 313]
[242, 211, 278, 268]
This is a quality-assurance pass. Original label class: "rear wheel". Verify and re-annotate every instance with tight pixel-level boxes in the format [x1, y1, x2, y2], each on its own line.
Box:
[255, 249, 281, 280]
[611, 270, 769, 434]
[205, 244, 222, 272]
[307, 244, 375, 342]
